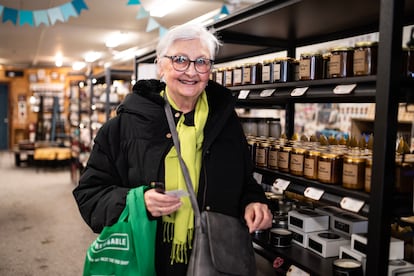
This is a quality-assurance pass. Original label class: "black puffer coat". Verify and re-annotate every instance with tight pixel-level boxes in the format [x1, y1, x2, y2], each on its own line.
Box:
[73, 79, 268, 233]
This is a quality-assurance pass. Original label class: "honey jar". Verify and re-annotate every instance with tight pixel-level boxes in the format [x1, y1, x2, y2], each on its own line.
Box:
[290, 147, 307, 176]
[247, 138, 259, 164]
[224, 67, 233, 87]
[353, 41, 378, 76]
[318, 152, 343, 184]
[278, 146, 292, 173]
[268, 142, 279, 170]
[273, 58, 295, 82]
[262, 59, 273, 83]
[329, 47, 354, 78]
[299, 52, 324, 80]
[304, 150, 320, 180]
[342, 154, 366, 190]
[243, 63, 262, 85]
[215, 68, 224, 85]
[365, 156, 372, 192]
[232, 65, 243, 86]
[256, 141, 270, 167]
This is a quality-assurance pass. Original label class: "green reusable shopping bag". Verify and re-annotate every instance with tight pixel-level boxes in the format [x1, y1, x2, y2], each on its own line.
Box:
[83, 186, 156, 276]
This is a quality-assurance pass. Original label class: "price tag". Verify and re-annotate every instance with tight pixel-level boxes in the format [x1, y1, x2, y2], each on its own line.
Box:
[304, 187, 324, 200]
[253, 172, 263, 184]
[273, 178, 290, 191]
[238, 90, 250, 99]
[259, 89, 275, 97]
[291, 87, 308, 96]
[340, 197, 364, 213]
[286, 265, 310, 276]
[333, 84, 357, 94]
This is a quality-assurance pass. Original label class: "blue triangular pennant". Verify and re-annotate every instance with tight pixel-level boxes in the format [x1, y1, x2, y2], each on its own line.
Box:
[19, 10, 34, 26]
[220, 5, 229, 15]
[146, 17, 159, 32]
[72, 0, 88, 14]
[48, 7, 64, 25]
[127, 0, 141, 5]
[136, 7, 149, 19]
[33, 10, 49, 26]
[3, 7, 18, 25]
[60, 2, 78, 21]
[0, 5, 4, 17]
[159, 26, 168, 38]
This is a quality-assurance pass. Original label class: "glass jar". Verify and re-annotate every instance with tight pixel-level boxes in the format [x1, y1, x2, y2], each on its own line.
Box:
[232, 65, 243, 86]
[262, 59, 273, 83]
[274, 58, 294, 82]
[224, 67, 233, 87]
[268, 118, 281, 138]
[365, 156, 372, 192]
[215, 68, 224, 85]
[257, 118, 270, 137]
[256, 141, 270, 167]
[278, 146, 292, 173]
[402, 47, 414, 78]
[304, 150, 320, 180]
[322, 53, 331, 79]
[353, 41, 378, 76]
[268, 142, 279, 170]
[247, 137, 259, 163]
[329, 47, 354, 78]
[290, 147, 307, 176]
[318, 152, 343, 184]
[299, 52, 324, 80]
[342, 154, 366, 190]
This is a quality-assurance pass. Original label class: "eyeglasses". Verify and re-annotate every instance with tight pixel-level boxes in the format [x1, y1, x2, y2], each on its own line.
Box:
[164, 55, 213, 74]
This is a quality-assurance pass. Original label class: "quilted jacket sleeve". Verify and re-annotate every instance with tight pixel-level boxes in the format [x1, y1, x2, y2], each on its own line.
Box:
[73, 118, 130, 233]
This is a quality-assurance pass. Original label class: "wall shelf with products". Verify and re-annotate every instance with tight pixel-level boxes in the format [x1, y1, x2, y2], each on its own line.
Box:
[133, 0, 414, 274]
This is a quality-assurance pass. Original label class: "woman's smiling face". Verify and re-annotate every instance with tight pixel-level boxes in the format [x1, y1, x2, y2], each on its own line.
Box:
[159, 39, 211, 110]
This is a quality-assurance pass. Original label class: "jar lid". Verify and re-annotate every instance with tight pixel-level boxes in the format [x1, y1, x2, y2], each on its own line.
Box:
[355, 41, 379, 47]
[331, 46, 354, 52]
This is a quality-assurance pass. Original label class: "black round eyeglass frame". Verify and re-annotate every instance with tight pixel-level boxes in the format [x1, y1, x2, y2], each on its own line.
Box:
[163, 55, 214, 73]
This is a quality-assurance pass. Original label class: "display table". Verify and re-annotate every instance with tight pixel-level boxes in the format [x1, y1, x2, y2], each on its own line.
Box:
[33, 147, 71, 167]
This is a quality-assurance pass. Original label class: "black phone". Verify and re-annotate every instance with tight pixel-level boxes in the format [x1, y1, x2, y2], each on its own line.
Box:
[150, 181, 165, 193]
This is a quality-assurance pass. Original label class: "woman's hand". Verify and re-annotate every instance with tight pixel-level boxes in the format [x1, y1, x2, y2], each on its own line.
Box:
[244, 202, 272, 233]
[144, 189, 182, 217]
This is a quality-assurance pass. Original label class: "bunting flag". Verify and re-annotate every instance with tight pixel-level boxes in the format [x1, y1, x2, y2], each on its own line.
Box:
[0, 0, 88, 27]
[136, 7, 149, 19]
[146, 17, 160, 32]
[127, 0, 141, 5]
[220, 5, 230, 15]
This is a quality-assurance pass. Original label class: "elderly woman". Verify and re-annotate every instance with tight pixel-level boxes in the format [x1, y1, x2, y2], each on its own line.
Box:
[73, 23, 272, 275]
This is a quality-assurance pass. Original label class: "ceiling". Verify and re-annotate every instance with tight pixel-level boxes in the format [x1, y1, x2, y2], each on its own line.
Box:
[0, 0, 261, 70]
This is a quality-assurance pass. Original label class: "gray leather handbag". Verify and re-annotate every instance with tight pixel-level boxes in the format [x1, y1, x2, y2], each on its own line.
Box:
[164, 95, 257, 276]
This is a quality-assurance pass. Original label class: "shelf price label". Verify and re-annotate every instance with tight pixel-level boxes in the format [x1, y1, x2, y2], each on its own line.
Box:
[291, 87, 308, 96]
[340, 197, 364, 213]
[253, 172, 263, 184]
[333, 84, 357, 94]
[304, 187, 324, 200]
[259, 89, 275, 97]
[238, 90, 250, 99]
[273, 178, 290, 193]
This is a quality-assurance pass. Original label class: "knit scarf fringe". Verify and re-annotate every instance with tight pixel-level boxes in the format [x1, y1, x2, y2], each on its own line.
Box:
[163, 221, 194, 264]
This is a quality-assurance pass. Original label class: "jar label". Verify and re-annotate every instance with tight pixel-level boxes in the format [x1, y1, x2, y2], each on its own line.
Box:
[243, 68, 252, 83]
[290, 153, 304, 172]
[343, 163, 358, 185]
[329, 54, 341, 75]
[353, 50, 367, 74]
[304, 158, 317, 177]
[233, 68, 242, 85]
[225, 71, 232, 85]
[256, 148, 267, 166]
[216, 73, 223, 85]
[278, 151, 289, 169]
[268, 151, 278, 168]
[273, 63, 281, 81]
[299, 59, 310, 79]
[318, 160, 332, 181]
[365, 166, 372, 192]
[262, 65, 271, 82]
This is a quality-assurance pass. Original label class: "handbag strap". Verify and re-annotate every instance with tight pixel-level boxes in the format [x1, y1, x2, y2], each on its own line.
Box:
[163, 93, 202, 225]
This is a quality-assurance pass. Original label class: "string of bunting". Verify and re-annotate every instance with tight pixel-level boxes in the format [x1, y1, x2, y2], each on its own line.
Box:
[0, 0, 88, 27]
[126, 0, 230, 38]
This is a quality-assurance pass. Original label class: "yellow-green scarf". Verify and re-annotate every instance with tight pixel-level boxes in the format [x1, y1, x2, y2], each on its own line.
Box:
[162, 88, 208, 264]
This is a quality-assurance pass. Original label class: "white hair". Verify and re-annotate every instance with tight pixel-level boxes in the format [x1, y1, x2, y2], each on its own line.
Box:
[155, 23, 221, 66]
